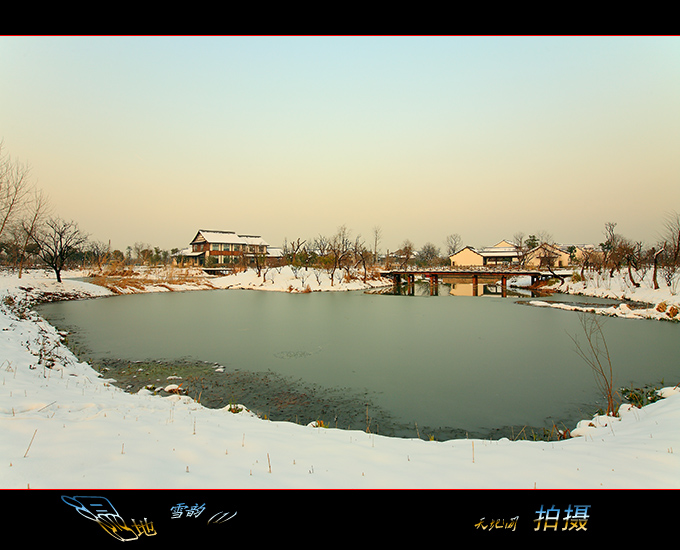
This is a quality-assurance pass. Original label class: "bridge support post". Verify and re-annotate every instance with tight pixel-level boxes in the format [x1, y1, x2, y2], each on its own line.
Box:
[429, 273, 439, 296]
[472, 274, 478, 296]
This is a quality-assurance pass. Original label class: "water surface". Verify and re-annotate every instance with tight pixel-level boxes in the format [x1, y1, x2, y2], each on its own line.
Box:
[36, 283, 680, 440]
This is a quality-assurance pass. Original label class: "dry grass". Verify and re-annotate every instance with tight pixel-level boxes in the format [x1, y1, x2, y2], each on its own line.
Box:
[88, 265, 214, 294]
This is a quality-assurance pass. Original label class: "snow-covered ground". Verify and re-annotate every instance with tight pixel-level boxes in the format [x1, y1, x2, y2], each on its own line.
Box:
[86, 263, 391, 295]
[1, 267, 679, 489]
[511, 269, 680, 322]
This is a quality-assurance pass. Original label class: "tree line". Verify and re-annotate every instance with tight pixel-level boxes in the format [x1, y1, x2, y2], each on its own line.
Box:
[509, 223, 680, 291]
[3, 142, 679, 290]
[582, 218, 680, 292]
[282, 218, 680, 292]
[280, 226, 465, 284]
[0, 142, 181, 282]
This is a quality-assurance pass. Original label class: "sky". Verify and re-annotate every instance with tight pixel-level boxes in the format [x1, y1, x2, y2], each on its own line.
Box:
[1, 36, 679, 254]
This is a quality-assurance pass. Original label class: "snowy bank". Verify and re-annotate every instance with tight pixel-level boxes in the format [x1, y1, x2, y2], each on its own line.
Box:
[85, 264, 391, 295]
[512, 270, 680, 322]
[1, 270, 679, 489]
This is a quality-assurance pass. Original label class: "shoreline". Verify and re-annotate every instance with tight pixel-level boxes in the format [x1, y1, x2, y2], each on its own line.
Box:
[2, 268, 680, 489]
[20, 264, 677, 322]
[21, 267, 680, 429]
[509, 273, 680, 323]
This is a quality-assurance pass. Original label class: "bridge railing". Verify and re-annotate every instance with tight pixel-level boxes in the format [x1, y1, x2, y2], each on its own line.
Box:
[378, 266, 565, 274]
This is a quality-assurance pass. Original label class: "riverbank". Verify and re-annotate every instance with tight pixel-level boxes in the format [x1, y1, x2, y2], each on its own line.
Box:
[85, 264, 392, 294]
[1, 269, 679, 489]
[510, 271, 680, 322]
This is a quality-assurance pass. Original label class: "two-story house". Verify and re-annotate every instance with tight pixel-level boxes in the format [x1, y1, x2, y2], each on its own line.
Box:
[180, 230, 269, 267]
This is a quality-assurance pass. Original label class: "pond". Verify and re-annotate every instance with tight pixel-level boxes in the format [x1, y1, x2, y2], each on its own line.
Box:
[35, 281, 680, 441]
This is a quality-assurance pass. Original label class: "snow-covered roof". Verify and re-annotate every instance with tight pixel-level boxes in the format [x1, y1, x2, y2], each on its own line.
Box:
[478, 247, 518, 256]
[191, 230, 268, 247]
[490, 240, 517, 248]
[450, 246, 481, 256]
[191, 230, 244, 245]
[239, 235, 269, 247]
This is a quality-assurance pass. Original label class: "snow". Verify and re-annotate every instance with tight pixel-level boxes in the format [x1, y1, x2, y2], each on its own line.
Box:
[1, 267, 679, 489]
[87, 264, 390, 295]
[512, 270, 680, 321]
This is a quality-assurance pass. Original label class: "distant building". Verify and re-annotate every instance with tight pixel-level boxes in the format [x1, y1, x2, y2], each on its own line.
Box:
[450, 239, 597, 268]
[448, 246, 485, 267]
[265, 246, 286, 267]
[524, 243, 570, 268]
[449, 240, 520, 267]
[176, 230, 270, 267]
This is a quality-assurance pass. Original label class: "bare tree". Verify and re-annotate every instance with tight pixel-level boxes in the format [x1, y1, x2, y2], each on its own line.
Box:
[650, 245, 664, 290]
[284, 237, 306, 265]
[537, 230, 554, 246]
[325, 225, 353, 286]
[0, 142, 34, 243]
[397, 239, 415, 270]
[372, 225, 382, 266]
[618, 238, 643, 288]
[416, 242, 441, 267]
[353, 234, 372, 282]
[513, 232, 542, 267]
[30, 218, 88, 283]
[600, 222, 621, 277]
[577, 246, 596, 282]
[568, 313, 618, 417]
[659, 211, 680, 290]
[17, 189, 50, 277]
[1, 224, 27, 268]
[251, 248, 267, 277]
[444, 233, 462, 257]
[283, 237, 307, 277]
[84, 240, 111, 272]
[512, 232, 530, 267]
[133, 242, 153, 266]
[662, 211, 680, 264]
[312, 234, 330, 257]
[536, 244, 559, 268]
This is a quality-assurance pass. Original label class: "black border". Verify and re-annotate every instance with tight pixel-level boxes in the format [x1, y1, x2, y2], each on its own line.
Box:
[2, 489, 671, 543]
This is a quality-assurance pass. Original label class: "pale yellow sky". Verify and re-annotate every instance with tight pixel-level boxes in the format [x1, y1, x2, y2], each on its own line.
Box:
[1, 36, 678, 253]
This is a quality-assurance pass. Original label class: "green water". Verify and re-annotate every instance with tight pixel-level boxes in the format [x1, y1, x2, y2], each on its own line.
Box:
[36, 283, 680, 440]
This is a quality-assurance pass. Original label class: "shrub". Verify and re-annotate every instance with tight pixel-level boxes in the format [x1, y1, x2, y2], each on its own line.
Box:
[568, 313, 618, 416]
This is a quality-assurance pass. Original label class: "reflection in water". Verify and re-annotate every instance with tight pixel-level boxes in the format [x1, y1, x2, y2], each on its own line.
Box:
[36, 285, 680, 441]
[378, 279, 547, 298]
